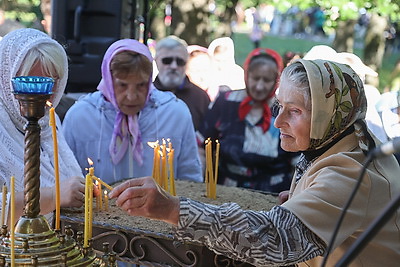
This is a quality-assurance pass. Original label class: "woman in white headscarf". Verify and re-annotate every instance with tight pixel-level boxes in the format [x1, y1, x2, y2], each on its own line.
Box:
[0, 28, 86, 222]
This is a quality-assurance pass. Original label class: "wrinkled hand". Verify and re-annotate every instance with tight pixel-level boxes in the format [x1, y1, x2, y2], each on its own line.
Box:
[59, 176, 86, 208]
[278, 190, 290, 204]
[109, 177, 180, 225]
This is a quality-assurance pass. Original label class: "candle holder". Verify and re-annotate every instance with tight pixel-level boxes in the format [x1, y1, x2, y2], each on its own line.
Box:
[0, 76, 101, 266]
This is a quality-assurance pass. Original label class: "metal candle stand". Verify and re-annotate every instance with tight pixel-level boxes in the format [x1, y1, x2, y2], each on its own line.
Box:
[0, 77, 114, 266]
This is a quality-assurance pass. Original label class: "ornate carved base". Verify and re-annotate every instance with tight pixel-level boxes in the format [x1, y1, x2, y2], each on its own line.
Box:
[60, 180, 277, 266]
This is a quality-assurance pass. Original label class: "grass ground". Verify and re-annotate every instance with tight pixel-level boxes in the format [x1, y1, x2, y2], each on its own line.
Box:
[231, 32, 400, 92]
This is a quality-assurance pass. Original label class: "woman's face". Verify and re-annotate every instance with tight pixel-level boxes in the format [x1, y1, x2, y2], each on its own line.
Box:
[246, 63, 277, 102]
[113, 72, 150, 116]
[25, 61, 59, 103]
[274, 80, 311, 152]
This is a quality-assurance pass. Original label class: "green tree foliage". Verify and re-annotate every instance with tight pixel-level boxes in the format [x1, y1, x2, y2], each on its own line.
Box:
[1, 0, 41, 27]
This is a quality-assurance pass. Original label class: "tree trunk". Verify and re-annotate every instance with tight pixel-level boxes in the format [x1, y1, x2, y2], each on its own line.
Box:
[332, 19, 356, 53]
[170, 0, 210, 46]
[363, 13, 387, 71]
[363, 13, 387, 87]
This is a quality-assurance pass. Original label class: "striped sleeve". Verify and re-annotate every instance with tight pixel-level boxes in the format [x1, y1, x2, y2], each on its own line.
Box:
[176, 197, 325, 266]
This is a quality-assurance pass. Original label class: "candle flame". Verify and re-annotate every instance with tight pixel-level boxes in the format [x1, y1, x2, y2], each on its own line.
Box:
[46, 101, 53, 107]
[87, 158, 94, 166]
[104, 190, 107, 195]
[147, 140, 159, 149]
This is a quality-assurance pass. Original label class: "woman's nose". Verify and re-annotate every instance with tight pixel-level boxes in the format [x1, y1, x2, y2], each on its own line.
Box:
[274, 110, 284, 128]
[126, 87, 137, 101]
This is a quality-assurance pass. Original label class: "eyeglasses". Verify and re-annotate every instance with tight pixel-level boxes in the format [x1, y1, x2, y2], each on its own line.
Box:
[161, 57, 186, 66]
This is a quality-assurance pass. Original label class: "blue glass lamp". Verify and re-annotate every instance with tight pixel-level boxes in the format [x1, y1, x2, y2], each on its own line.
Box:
[12, 76, 54, 119]
[11, 76, 54, 94]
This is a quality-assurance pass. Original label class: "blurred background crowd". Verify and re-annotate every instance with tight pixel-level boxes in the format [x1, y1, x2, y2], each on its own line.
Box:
[1, 0, 400, 189]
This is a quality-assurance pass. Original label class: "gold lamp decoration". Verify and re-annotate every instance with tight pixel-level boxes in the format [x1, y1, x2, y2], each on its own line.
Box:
[0, 76, 107, 266]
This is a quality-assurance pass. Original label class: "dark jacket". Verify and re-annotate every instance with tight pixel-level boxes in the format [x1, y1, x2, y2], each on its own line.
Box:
[154, 75, 210, 131]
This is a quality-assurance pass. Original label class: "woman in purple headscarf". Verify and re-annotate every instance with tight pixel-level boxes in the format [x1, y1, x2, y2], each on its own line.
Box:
[63, 39, 202, 186]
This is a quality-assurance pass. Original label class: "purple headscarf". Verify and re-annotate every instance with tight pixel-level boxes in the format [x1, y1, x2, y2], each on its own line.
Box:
[97, 39, 153, 165]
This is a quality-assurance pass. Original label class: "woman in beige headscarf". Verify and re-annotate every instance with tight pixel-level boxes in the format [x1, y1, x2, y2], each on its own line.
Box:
[109, 59, 400, 266]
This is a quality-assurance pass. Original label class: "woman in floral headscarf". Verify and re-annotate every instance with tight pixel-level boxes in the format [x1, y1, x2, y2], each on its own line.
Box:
[110, 59, 400, 266]
[198, 48, 298, 193]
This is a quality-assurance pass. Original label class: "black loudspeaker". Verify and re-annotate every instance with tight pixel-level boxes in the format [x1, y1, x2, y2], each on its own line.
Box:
[52, 0, 147, 93]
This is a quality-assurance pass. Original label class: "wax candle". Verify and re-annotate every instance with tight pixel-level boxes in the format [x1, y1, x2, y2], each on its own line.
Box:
[154, 144, 160, 184]
[1, 184, 7, 226]
[95, 181, 100, 212]
[91, 176, 113, 191]
[10, 176, 15, 266]
[49, 104, 61, 230]
[104, 190, 109, 212]
[161, 140, 168, 191]
[98, 179, 103, 211]
[168, 149, 176, 196]
[204, 140, 209, 197]
[212, 140, 220, 199]
[89, 178, 93, 240]
[84, 172, 90, 248]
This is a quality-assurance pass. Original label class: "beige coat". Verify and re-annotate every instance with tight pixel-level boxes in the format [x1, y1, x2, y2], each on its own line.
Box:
[283, 133, 400, 266]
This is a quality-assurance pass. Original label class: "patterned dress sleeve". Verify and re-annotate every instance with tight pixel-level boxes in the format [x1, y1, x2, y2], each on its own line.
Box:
[176, 197, 326, 266]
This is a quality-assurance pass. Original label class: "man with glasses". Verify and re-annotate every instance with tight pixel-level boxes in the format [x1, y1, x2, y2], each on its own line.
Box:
[154, 35, 210, 131]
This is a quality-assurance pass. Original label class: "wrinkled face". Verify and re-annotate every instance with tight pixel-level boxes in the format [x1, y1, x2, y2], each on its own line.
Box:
[246, 63, 277, 102]
[274, 80, 311, 152]
[155, 46, 187, 88]
[113, 72, 150, 116]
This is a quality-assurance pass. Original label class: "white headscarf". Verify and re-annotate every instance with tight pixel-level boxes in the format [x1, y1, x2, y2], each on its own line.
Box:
[0, 28, 83, 192]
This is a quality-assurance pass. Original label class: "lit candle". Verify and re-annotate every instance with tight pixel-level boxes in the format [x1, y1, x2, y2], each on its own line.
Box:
[95, 181, 100, 212]
[10, 176, 15, 266]
[88, 177, 93, 240]
[1, 184, 7, 226]
[104, 190, 109, 211]
[98, 179, 102, 211]
[48, 102, 61, 230]
[90, 175, 113, 191]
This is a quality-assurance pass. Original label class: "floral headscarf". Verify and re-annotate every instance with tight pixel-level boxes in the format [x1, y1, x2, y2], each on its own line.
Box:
[297, 59, 372, 152]
[97, 39, 153, 165]
[238, 48, 283, 132]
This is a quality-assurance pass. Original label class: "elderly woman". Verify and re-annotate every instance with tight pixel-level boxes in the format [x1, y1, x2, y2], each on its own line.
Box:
[0, 28, 86, 222]
[199, 48, 297, 193]
[109, 59, 400, 266]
